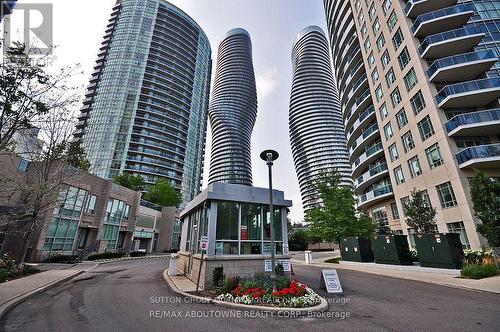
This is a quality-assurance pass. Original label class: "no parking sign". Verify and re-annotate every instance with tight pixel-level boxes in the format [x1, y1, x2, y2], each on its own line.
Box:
[199, 236, 209, 250]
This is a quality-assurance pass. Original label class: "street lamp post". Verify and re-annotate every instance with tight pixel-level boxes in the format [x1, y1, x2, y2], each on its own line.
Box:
[260, 149, 279, 291]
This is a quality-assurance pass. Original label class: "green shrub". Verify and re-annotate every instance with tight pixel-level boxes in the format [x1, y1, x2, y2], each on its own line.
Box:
[44, 254, 79, 263]
[276, 276, 291, 290]
[21, 265, 39, 275]
[216, 275, 240, 295]
[240, 279, 259, 289]
[325, 257, 340, 264]
[461, 264, 498, 279]
[86, 252, 124, 261]
[213, 267, 224, 288]
[130, 251, 147, 257]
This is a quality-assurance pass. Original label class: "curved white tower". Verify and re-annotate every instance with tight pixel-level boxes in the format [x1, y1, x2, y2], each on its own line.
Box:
[208, 28, 257, 186]
[289, 26, 352, 214]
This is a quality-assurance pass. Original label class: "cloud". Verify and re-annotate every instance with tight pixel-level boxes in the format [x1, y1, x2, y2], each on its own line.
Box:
[256, 66, 279, 100]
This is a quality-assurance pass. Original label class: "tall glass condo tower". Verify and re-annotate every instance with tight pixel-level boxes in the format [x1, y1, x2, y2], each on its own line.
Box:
[208, 28, 258, 186]
[75, 0, 212, 204]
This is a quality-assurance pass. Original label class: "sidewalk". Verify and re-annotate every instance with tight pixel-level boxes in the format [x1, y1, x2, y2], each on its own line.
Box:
[292, 258, 500, 294]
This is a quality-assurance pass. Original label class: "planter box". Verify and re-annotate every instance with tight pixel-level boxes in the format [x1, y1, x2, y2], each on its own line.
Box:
[415, 233, 464, 269]
[340, 237, 374, 262]
[372, 235, 412, 265]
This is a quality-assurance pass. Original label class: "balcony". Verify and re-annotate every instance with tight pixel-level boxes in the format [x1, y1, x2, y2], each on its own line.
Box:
[446, 109, 500, 137]
[427, 50, 497, 82]
[347, 105, 376, 143]
[456, 144, 500, 169]
[358, 185, 393, 210]
[343, 74, 368, 110]
[436, 78, 500, 108]
[355, 163, 389, 193]
[419, 26, 484, 59]
[349, 123, 380, 161]
[352, 142, 384, 178]
[412, 4, 474, 38]
[345, 89, 372, 128]
[405, 0, 457, 18]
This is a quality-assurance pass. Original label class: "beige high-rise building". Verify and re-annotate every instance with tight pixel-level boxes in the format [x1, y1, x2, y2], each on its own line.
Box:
[324, 0, 500, 249]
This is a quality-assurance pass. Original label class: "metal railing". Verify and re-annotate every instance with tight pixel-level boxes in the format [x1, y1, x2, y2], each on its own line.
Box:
[419, 26, 483, 55]
[445, 108, 500, 132]
[456, 143, 500, 165]
[412, 4, 473, 34]
[427, 50, 496, 78]
[436, 77, 500, 104]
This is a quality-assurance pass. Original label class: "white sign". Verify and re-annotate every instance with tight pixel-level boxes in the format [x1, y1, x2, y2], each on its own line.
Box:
[200, 236, 209, 250]
[321, 269, 343, 293]
[264, 259, 291, 272]
[283, 244, 289, 255]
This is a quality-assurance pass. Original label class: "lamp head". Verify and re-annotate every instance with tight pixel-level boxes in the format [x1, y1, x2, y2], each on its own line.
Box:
[260, 149, 279, 164]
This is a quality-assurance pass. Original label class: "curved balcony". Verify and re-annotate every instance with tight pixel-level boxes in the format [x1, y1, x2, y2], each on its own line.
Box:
[340, 59, 365, 94]
[436, 78, 500, 108]
[405, 0, 457, 18]
[412, 4, 474, 38]
[355, 163, 389, 193]
[343, 74, 368, 110]
[352, 142, 384, 178]
[345, 89, 372, 128]
[347, 105, 376, 143]
[349, 123, 380, 161]
[446, 109, 500, 137]
[427, 50, 497, 82]
[456, 144, 500, 169]
[358, 185, 393, 210]
[419, 26, 484, 59]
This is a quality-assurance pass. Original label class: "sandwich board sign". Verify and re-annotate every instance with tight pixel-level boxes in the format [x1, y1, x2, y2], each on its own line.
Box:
[320, 269, 343, 293]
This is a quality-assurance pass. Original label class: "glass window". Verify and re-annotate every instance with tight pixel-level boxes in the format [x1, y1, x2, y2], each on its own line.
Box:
[381, 50, 391, 68]
[375, 85, 384, 102]
[418, 115, 435, 141]
[371, 68, 379, 83]
[377, 34, 386, 51]
[216, 202, 239, 240]
[371, 206, 388, 227]
[408, 156, 422, 178]
[394, 166, 405, 184]
[263, 206, 282, 241]
[392, 28, 404, 50]
[382, 0, 392, 15]
[410, 90, 426, 115]
[390, 202, 400, 219]
[389, 143, 399, 161]
[384, 122, 393, 140]
[364, 38, 371, 52]
[372, 17, 380, 34]
[387, 10, 398, 31]
[386, 67, 396, 87]
[358, 11, 365, 24]
[396, 109, 408, 129]
[368, 52, 375, 67]
[361, 22, 367, 37]
[379, 103, 389, 119]
[18, 159, 30, 172]
[447, 222, 470, 249]
[84, 195, 97, 214]
[402, 130, 415, 152]
[391, 87, 402, 108]
[369, 2, 376, 19]
[436, 182, 458, 208]
[398, 47, 411, 70]
[426, 143, 444, 168]
[240, 203, 261, 240]
[404, 68, 418, 92]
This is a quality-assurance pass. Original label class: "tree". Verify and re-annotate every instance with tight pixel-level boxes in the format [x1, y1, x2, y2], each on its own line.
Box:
[65, 141, 90, 171]
[0, 44, 80, 151]
[143, 179, 181, 207]
[307, 169, 375, 245]
[469, 170, 500, 247]
[403, 188, 437, 234]
[288, 229, 309, 251]
[114, 172, 145, 191]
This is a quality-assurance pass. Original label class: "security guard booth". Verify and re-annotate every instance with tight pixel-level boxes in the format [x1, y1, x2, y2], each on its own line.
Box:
[340, 237, 374, 262]
[372, 235, 412, 265]
[415, 233, 464, 269]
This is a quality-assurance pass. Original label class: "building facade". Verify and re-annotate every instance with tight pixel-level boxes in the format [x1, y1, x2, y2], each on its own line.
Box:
[289, 26, 353, 215]
[208, 28, 258, 186]
[0, 0, 16, 22]
[75, 0, 212, 205]
[134, 203, 179, 252]
[324, 0, 500, 249]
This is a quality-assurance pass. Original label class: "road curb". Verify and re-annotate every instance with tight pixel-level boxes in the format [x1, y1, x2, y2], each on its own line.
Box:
[162, 268, 329, 314]
[292, 260, 500, 295]
[0, 270, 85, 320]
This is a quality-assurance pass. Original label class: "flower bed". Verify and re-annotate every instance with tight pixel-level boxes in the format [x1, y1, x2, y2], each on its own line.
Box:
[215, 280, 322, 308]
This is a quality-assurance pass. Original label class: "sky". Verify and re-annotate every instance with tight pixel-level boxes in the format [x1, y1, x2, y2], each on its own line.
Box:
[10, 0, 330, 223]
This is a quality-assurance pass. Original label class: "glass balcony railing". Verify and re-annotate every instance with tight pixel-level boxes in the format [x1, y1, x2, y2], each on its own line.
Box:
[362, 123, 379, 139]
[445, 108, 500, 133]
[358, 105, 375, 123]
[411, 4, 473, 34]
[456, 143, 500, 165]
[356, 89, 371, 107]
[355, 142, 383, 166]
[369, 163, 388, 177]
[427, 50, 496, 79]
[419, 26, 482, 55]
[359, 185, 393, 203]
[352, 74, 368, 94]
[436, 77, 500, 105]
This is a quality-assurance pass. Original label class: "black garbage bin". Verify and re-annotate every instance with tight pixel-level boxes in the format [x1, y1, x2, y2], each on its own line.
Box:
[372, 235, 413, 265]
[415, 233, 464, 269]
[340, 237, 374, 262]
